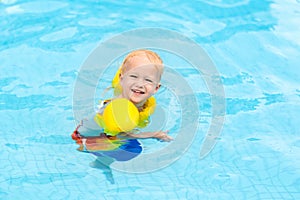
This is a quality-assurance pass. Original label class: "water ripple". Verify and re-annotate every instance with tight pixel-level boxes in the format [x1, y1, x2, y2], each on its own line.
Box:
[0, 77, 17, 91]
[39, 81, 69, 88]
[40, 27, 77, 42]
[221, 72, 254, 85]
[0, 0, 276, 51]
[226, 97, 260, 115]
[0, 94, 66, 110]
[26, 135, 71, 145]
[5, 1, 68, 14]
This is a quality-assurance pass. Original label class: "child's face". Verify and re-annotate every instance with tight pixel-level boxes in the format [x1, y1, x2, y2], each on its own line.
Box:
[120, 56, 161, 106]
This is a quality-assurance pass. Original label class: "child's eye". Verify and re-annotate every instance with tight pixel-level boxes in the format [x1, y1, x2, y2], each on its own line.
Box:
[129, 74, 138, 78]
[145, 78, 153, 83]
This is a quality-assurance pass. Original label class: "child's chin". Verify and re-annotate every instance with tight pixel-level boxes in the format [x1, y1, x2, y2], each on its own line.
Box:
[129, 99, 140, 104]
[129, 98, 144, 105]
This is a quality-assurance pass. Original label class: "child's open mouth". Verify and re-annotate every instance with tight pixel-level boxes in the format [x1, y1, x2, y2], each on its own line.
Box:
[131, 89, 145, 94]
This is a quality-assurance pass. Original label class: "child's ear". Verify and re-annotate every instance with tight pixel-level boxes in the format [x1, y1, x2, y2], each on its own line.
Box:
[155, 83, 161, 92]
[157, 84, 161, 89]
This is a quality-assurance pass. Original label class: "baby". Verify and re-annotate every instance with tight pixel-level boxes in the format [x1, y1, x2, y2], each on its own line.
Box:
[76, 49, 172, 142]
[71, 49, 172, 179]
[108, 49, 172, 142]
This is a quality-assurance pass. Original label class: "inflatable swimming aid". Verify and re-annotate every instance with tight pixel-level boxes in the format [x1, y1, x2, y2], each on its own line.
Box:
[94, 67, 156, 136]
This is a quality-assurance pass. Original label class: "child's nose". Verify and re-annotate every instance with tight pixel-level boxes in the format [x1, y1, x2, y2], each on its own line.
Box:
[135, 78, 145, 87]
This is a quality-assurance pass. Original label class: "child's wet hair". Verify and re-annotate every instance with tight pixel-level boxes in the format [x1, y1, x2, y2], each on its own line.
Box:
[120, 49, 164, 79]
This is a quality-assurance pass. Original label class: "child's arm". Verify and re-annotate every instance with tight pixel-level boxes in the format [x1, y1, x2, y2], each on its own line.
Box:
[119, 131, 173, 142]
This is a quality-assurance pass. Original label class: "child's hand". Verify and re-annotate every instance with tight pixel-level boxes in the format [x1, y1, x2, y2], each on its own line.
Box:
[119, 130, 173, 141]
[153, 130, 173, 142]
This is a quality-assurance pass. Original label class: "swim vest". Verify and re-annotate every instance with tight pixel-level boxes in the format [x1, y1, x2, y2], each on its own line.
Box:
[94, 67, 156, 136]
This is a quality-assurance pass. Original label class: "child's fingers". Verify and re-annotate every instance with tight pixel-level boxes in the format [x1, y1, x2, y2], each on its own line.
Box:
[161, 134, 173, 142]
[163, 131, 173, 141]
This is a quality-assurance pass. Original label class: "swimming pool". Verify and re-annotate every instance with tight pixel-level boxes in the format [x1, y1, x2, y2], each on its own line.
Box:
[1, 0, 300, 199]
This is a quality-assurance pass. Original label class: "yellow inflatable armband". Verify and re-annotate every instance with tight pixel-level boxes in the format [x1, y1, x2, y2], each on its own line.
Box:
[94, 66, 157, 135]
[94, 98, 139, 136]
[112, 67, 122, 96]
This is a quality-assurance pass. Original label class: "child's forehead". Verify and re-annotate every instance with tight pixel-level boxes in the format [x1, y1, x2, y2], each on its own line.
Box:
[124, 56, 160, 71]
[122, 53, 163, 80]
[126, 55, 153, 66]
[125, 63, 159, 75]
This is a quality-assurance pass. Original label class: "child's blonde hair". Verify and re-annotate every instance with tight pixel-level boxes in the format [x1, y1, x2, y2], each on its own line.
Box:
[111, 49, 163, 95]
[120, 49, 164, 79]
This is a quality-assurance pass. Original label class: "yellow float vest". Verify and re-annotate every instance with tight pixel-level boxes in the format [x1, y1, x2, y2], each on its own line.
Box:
[94, 67, 156, 136]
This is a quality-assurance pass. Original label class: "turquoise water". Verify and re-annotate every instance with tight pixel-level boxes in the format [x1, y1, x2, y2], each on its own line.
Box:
[1, 0, 300, 199]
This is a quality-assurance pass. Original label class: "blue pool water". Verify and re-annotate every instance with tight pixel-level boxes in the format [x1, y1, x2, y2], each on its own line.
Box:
[1, 0, 300, 199]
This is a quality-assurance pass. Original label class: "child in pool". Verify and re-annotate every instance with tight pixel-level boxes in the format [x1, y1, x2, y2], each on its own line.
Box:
[99, 49, 173, 142]
[73, 49, 172, 149]
[72, 50, 172, 182]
